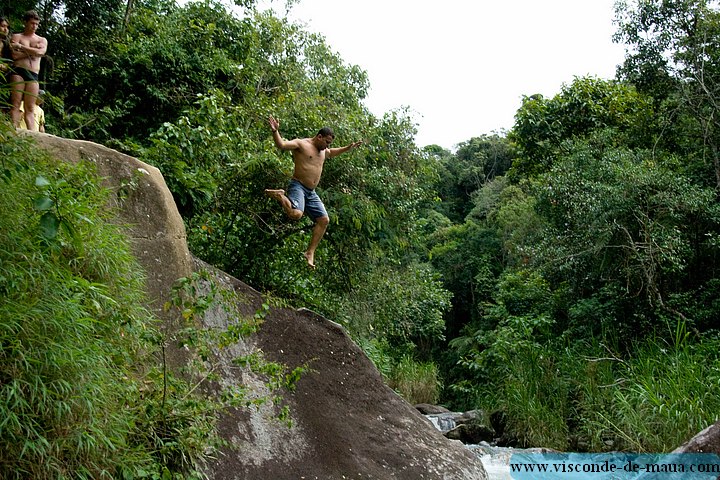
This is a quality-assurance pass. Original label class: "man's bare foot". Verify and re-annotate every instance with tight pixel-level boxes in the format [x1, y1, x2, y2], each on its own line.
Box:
[264, 188, 285, 201]
[304, 251, 316, 269]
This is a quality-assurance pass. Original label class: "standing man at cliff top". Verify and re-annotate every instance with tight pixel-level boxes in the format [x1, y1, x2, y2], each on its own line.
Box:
[10, 10, 47, 131]
[265, 115, 363, 269]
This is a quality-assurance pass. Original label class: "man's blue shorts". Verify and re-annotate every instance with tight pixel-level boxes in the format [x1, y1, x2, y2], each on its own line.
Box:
[286, 178, 328, 221]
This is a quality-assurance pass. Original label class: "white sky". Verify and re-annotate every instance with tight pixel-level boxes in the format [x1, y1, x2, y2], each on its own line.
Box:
[265, 0, 628, 150]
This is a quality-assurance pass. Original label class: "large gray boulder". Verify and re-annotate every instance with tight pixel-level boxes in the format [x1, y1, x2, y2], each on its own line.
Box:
[673, 420, 720, 454]
[29, 131, 487, 479]
[28, 132, 192, 318]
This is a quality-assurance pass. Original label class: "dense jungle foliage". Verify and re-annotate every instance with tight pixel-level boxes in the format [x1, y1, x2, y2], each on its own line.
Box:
[3, 0, 720, 474]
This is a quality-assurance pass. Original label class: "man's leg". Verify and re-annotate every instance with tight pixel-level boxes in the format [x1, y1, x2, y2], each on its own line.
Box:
[9, 76, 24, 127]
[265, 189, 302, 220]
[304, 215, 329, 269]
[21, 81, 39, 131]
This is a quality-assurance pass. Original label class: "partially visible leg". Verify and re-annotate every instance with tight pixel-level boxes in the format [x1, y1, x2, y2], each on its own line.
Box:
[304, 215, 329, 269]
[9, 76, 24, 127]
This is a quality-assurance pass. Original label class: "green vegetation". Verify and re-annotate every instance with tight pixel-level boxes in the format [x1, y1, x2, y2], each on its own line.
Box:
[3, 0, 720, 472]
[388, 354, 442, 405]
[0, 126, 204, 478]
[436, 0, 720, 449]
[0, 127, 301, 478]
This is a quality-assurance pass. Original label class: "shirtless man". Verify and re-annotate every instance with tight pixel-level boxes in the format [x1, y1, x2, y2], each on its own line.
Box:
[265, 115, 363, 269]
[9, 10, 47, 131]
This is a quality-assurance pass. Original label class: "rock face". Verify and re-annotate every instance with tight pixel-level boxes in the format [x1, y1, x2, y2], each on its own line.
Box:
[28, 133, 193, 318]
[29, 131, 487, 480]
[672, 420, 720, 454]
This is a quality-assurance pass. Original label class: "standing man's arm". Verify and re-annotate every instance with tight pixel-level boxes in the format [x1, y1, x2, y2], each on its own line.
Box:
[11, 34, 46, 60]
[327, 140, 363, 158]
[29, 37, 47, 57]
[9, 34, 22, 60]
[268, 116, 300, 151]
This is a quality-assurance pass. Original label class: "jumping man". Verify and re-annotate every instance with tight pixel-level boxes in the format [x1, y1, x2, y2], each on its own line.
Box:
[265, 115, 363, 269]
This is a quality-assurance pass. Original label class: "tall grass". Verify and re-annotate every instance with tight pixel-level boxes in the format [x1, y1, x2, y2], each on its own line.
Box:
[388, 354, 441, 405]
[0, 126, 213, 478]
[478, 340, 572, 450]
[475, 321, 720, 452]
[580, 327, 720, 452]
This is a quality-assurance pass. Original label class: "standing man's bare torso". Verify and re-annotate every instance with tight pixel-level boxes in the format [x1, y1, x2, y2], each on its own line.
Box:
[12, 32, 45, 73]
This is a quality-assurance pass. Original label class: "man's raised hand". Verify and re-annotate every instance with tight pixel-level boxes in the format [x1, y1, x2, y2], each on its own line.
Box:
[268, 115, 280, 133]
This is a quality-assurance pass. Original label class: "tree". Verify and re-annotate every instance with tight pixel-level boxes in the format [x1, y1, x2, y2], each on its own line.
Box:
[533, 138, 720, 337]
[509, 77, 655, 179]
[432, 134, 515, 222]
[615, 0, 720, 187]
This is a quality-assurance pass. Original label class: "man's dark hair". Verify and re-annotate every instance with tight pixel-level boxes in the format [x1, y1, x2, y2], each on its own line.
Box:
[23, 10, 40, 22]
[317, 127, 334, 138]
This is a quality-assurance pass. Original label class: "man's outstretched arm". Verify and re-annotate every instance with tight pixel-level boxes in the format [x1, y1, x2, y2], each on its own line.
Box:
[327, 140, 363, 158]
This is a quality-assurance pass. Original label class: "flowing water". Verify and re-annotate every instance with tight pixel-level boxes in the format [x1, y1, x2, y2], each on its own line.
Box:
[426, 413, 519, 479]
[466, 442, 520, 480]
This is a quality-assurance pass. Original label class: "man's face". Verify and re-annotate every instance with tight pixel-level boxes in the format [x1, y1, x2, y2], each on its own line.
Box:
[25, 19, 40, 33]
[318, 135, 334, 149]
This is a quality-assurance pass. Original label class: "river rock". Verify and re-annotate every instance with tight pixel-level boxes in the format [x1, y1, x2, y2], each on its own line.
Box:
[445, 422, 496, 445]
[672, 420, 720, 454]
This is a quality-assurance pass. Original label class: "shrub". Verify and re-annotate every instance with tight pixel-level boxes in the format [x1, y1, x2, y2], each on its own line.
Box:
[0, 130, 166, 478]
[388, 355, 441, 406]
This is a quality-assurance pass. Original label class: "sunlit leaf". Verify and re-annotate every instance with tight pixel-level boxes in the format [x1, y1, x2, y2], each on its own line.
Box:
[35, 175, 51, 187]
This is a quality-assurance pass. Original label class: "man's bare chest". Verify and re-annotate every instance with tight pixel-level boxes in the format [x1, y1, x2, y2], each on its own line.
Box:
[296, 146, 326, 165]
[18, 35, 40, 47]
